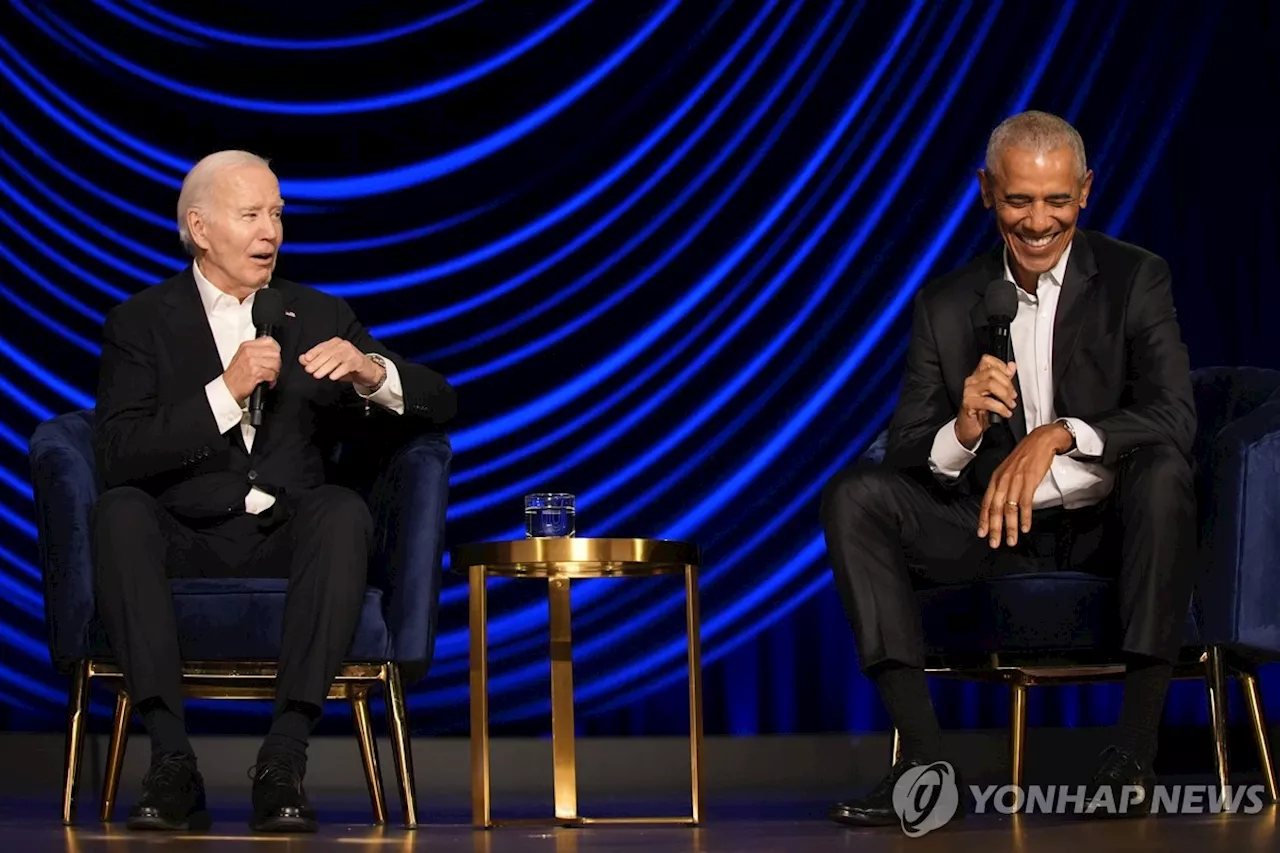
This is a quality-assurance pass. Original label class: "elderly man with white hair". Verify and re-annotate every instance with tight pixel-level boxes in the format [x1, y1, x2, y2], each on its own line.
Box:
[91, 151, 456, 833]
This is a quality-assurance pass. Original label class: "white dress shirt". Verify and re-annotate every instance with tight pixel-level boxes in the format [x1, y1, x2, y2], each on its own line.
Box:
[928, 242, 1113, 510]
[194, 261, 404, 515]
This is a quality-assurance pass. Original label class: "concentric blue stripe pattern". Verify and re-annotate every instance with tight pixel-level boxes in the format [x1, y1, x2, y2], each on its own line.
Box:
[0, 0, 1240, 736]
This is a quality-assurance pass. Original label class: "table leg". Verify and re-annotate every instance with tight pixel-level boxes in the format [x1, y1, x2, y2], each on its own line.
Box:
[549, 577, 578, 822]
[470, 565, 491, 828]
[685, 564, 705, 825]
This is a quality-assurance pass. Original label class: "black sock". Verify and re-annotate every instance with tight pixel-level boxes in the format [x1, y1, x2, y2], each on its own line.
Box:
[1117, 655, 1173, 766]
[870, 663, 943, 762]
[136, 697, 192, 761]
[258, 701, 320, 763]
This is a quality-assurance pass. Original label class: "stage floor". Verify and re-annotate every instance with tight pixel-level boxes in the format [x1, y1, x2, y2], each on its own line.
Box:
[5, 729, 1277, 850]
[3, 796, 1276, 852]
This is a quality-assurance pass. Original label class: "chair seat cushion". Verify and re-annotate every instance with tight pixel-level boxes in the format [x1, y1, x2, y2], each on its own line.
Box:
[85, 579, 392, 662]
[917, 571, 1203, 658]
[918, 572, 1120, 655]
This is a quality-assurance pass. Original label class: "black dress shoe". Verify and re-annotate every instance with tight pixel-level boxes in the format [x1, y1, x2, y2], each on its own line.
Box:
[1081, 745, 1156, 819]
[830, 757, 966, 830]
[248, 754, 318, 833]
[126, 752, 211, 831]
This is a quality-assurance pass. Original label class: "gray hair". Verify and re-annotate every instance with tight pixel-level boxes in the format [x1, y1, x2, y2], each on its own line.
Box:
[176, 150, 273, 256]
[984, 110, 1087, 183]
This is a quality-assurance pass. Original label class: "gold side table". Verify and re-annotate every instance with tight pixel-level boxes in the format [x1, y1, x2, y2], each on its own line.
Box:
[450, 537, 704, 829]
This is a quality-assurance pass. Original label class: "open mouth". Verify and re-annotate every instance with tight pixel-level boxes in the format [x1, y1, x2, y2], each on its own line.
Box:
[1016, 232, 1059, 250]
[250, 252, 275, 262]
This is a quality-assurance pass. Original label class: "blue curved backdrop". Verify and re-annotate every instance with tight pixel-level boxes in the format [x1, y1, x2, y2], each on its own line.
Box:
[2, 0, 1277, 739]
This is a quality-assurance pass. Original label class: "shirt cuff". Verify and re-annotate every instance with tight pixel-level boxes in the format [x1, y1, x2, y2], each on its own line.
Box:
[357, 355, 404, 414]
[206, 376, 245, 435]
[928, 418, 981, 478]
[1062, 417, 1105, 459]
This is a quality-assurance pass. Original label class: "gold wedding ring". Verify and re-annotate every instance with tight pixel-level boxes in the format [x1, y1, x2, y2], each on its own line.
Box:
[1005, 500, 1019, 508]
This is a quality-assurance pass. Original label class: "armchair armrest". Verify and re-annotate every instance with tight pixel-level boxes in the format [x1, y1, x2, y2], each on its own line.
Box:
[1198, 399, 1280, 655]
[365, 431, 452, 685]
[28, 412, 98, 674]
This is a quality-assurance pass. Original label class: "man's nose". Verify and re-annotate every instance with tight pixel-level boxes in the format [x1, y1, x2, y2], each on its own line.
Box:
[1026, 203, 1054, 233]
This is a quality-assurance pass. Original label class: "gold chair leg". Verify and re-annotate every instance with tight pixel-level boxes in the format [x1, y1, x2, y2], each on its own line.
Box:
[100, 690, 132, 822]
[891, 728, 902, 766]
[548, 577, 578, 823]
[62, 660, 90, 825]
[1204, 646, 1231, 799]
[1239, 667, 1277, 803]
[684, 563, 705, 825]
[384, 664, 418, 829]
[469, 564, 491, 829]
[1010, 682, 1028, 812]
[351, 688, 388, 824]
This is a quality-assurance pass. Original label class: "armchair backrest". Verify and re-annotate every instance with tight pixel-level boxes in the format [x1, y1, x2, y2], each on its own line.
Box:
[859, 429, 889, 466]
[29, 408, 452, 674]
[28, 410, 98, 672]
[1189, 366, 1280, 477]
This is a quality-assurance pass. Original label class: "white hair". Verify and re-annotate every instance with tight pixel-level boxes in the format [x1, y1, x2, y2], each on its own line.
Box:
[176, 150, 273, 256]
[985, 110, 1087, 183]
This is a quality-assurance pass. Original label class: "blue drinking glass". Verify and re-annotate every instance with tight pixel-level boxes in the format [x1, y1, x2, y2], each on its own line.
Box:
[524, 493, 576, 538]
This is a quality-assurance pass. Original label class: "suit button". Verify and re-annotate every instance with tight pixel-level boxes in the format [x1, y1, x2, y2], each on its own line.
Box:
[247, 470, 257, 481]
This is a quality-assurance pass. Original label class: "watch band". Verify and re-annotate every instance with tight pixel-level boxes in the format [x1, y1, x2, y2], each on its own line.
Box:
[364, 353, 388, 394]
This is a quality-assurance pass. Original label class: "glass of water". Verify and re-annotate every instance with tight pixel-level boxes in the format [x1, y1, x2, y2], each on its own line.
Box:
[525, 493, 576, 538]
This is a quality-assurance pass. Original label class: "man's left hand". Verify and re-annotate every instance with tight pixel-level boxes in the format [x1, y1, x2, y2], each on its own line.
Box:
[300, 338, 383, 387]
[978, 422, 1073, 548]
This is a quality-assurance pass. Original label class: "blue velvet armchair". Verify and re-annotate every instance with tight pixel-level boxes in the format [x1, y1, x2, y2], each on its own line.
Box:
[858, 366, 1280, 798]
[28, 408, 452, 828]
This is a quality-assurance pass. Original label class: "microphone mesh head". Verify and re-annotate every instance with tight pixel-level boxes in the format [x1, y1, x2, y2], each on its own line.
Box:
[984, 278, 1018, 321]
[251, 287, 286, 327]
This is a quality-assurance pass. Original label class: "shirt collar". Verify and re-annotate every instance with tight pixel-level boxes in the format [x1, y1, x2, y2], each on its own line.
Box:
[192, 259, 263, 314]
[1002, 236, 1073, 297]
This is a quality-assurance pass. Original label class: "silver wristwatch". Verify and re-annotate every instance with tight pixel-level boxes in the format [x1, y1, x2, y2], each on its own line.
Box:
[1054, 418, 1077, 453]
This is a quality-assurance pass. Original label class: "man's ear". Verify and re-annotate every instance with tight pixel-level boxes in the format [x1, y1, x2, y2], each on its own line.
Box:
[1078, 169, 1094, 208]
[187, 208, 212, 252]
[977, 168, 994, 209]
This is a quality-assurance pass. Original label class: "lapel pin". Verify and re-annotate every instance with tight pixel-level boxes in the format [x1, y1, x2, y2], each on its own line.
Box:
[285, 310, 296, 318]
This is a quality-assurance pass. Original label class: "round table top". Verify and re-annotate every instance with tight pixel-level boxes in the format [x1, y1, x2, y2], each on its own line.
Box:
[449, 537, 701, 579]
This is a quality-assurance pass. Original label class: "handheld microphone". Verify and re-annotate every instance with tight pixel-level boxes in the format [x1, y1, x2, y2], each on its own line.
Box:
[248, 288, 286, 428]
[983, 279, 1018, 424]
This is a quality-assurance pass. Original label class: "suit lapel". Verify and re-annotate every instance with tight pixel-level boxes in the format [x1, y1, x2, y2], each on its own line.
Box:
[1051, 231, 1100, 392]
[162, 267, 223, 376]
[270, 279, 304, 370]
[162, 268, 250, 454]
[969, 247, 1027, 442]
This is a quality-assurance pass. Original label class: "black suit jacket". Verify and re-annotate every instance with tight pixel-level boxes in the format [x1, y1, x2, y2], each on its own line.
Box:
[884, 229, 1196, 494]
[94, 266, 457, 523]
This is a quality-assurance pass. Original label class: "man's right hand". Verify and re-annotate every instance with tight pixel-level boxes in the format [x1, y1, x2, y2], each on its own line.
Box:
[222, 337, 282, 404]
[956, 355, 1018, 448]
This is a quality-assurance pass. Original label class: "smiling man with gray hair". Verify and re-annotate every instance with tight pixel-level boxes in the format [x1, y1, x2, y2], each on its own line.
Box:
[91, 151, 456, 833]
[820, 110, 1197, 826]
